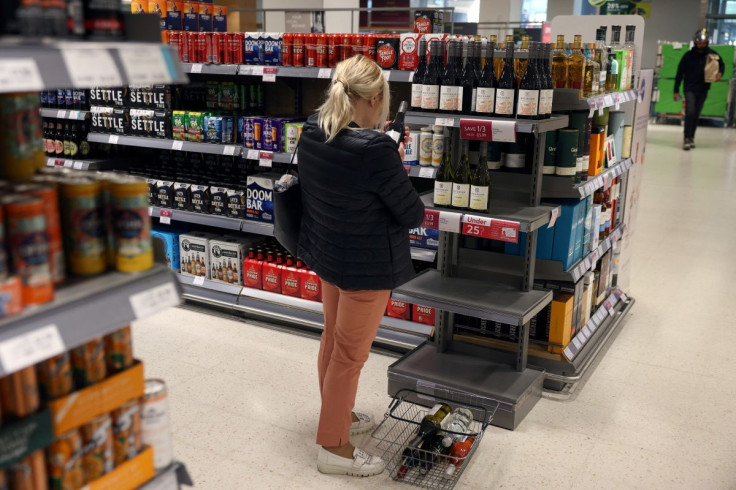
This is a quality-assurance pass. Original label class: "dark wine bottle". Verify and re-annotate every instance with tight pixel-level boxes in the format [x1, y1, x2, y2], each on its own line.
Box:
[439, 41, 461, 114]
[417, 433, 452, 476]
[475, 41, 496, 116]
[459, 41, 478, 114]
[411, 37, 428, 112]
[386, 101, 409, 145]
[539, 43, 554, 118]
[517, 42, 540, 119]
[421, 40, 443, 112]
[495, 42, 517, 117]
[451, 139, 471, 210]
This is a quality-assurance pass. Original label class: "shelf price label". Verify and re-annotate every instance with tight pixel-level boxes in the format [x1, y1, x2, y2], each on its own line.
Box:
[382, 70, 391, 81]
[0, 59, 44, 92]
[222, 145, 237, 156]
[262, 66, 277, 82]
[318, 68, 332, 79]
[129, 282, 180, 320]
[259, 151, 273, 168]
[245, 149, 259, 160]
[490, 219, 520, 243]
[434, 117, 455, 127]
[172, 140, 184, 151]
[190, 63, 203, 73]
[54, 159, 65, 167]
[459, 119, 492, 141]
[193, 276, 205, 286]
[572, 337, 583, 350]
[491, 120, 516, 143]
[72, 161, 84, 170]
[0, 324, 65, 374]
[422, 209, 440, 230]
[403, 164, 411, 175]
[119, 47, 171, 85]
[62, 49, 123, 87]
[462, 215, 493, 239]
[64, 160, 74, 168]
[439, 212, 462, 233]
[57, 110, 68, 119]
[159, 208, 172, 225]
[108, 135, 119, 145]
[418, 166, 435, 178]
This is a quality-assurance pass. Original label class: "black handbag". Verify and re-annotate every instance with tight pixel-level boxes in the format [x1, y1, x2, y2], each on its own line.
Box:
[273, 146, 301, 257]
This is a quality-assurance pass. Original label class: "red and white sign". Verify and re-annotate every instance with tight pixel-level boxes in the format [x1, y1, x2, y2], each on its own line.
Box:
[422, 209, 439, 230]
[412, 304, 436, 326]
[490, 219, 520, 243]
[462, 215, 493, 239]
[159, 208, 172, 225]
[459, 119, 493, 141]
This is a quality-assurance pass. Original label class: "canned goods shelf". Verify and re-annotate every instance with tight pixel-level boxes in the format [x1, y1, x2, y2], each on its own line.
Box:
[0, 41, 187, 93]
[182, 64, 416, 82]
[405, 112, 570, 134]
[88, 133, 243, 157]
[183, 62, 239, 76]
[0, 265, 181, 377]
[541, 158, 634, 199]
[39, 108, 90, 120]
[45, 157, 115, 171]
[150, 206, 274, 235]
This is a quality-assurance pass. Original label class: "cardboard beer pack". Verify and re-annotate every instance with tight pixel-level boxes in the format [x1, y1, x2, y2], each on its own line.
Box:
[179, 231, 218, 279]
[212, 5, 227, 32]
[246, 172, 279, 223]
[399, 33, 423, 71]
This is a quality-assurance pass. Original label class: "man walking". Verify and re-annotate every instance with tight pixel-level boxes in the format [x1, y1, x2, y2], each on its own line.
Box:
[674, 29, 725, 150]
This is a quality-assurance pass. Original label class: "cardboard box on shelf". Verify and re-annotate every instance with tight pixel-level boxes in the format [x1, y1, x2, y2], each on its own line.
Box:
[179, 231, 218, 278]
[86, 446, 154, 490]
[548, 294, 574, 354]
[246, 173, 278, 223]
[412, 304, 436, 326]
[387, 298, 411, 320]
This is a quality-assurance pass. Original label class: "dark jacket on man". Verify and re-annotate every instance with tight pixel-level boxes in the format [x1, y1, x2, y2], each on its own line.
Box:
[674, 46, 725, 94]
[297, 114, 425, 291]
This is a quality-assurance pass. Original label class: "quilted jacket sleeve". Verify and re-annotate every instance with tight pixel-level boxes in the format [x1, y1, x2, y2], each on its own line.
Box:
[367, 135, 425, 229]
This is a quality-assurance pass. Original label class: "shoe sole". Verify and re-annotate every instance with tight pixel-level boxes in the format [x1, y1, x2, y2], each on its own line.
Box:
[317, 463, 385, 477]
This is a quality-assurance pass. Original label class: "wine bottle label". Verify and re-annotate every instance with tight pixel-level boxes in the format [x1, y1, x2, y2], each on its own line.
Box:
[543, 164, 557, 175]
[456, 86, 463, 112]
[439, 86, 460, 111]
[451, 183, 470, 208]
[421, 84, 440, 110]
[576, 156, 584, 173]
[386, 129, 401, 143]
[555, 164, 576, 176]
[471, 88, 477, 113]
[411, 83, 424, 108]
[487, 159, 502, 170]
[469, 185, 489, 211]
[539, 89, 554, 115]
[517, 89, 539, 116]
[495, 88, 515, 115]
[433, 181, 452, 206]
[476, 87, 495, 114]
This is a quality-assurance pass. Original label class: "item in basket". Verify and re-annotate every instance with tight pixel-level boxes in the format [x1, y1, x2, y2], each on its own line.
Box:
[81, 414, 114, 482]
[0, 276, 22, 318]
[104, 326, 134, 374]
[110, 177, 153, 272]
[3, 194, 53, 305]
[444, 436, 475, 478]
[36, 352, 75, 400]
[47, 428, 85, 490]
[376, 37, 400, 70]
[112, 399, 142, 465]
[59, 179, 106, 275]
[186, 112, 205, 142]
[395, 403, 451, 479]
[284, 122, 303, 153]
[0, 366, 40, 419]
[190, 184, 211, 214]
[71, 338, 107, 388]
[8, 450, 47, 490]
[172, 111, 187, 141]
[141, 379, 173, 470]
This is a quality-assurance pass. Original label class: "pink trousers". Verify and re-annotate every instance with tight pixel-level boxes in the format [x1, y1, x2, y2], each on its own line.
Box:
[316, 280, 390, 447]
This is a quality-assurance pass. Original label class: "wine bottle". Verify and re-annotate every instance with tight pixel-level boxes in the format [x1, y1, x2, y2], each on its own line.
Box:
[494, 42, 517, 117]
[494, 34, 512, 83]
[624, 25, 637, 89]
[475, 41, 496, 116]
[551, 35, 568, 89]
[459, 41, 478, 114]
[469, 142, 490, 212]
[439, 41, 461, 113]
[451, 139, 471, 210]
[473, 37, 483, 80]
[517, 42, 540, 119]
[567, 35, 586, 96]
[54, 121, 64, 156]
[421, 40, 443, 112]
[440, 407, 474, 446]
[417, 432, 452, 476]
[433, 137, 453, 207]
[396, 403, 451, 478]
[411, 37, 427, 111]
[515, 35, 530, 86]
[539, 43, 554, 118]
[595, 28, 608, 94]
[443, 436, 476, 479]
[386, 100, 408, 145]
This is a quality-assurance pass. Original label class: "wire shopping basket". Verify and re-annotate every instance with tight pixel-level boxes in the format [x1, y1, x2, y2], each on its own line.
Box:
[371, 388, 499, 490]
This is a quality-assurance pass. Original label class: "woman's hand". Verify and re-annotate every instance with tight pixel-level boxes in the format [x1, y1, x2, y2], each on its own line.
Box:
[398, 142, 405, 163]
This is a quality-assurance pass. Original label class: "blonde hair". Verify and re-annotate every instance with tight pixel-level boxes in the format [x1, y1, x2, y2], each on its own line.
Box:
[317, 55, 390, 143]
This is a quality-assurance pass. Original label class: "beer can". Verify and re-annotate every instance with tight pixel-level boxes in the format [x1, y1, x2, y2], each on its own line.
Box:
[431, 131, 445, 168]
[8, 450, 47, 490]
[59, 179, 106, 276]
[185, 31, 197, 63]
[230, 32, 245, 64]
[141, 379, 173, 470]
[3, 195, 53, 305]
[253, 119, 263, 149]
[219, 33, 232, 64]
[104, 326, 134, 374]
[243, 117, 255, 149]
[419, 127, 433, 167]
[0, 366, 40, 420]
[305, 33, 317, 67]
[81, 414, 114, 482]
[196, 32, 209, 64]
[209, 32, 222, 64]
[315, 34, 327, 67]
[366, 33, 378, 60]
[292, 33, 304, 67]
[71, 338, 107, 388]
[110, 177, 153, 273]
[47, 429, 84, 490]
[327, 33, 338, 67]
[36, 352, 75, 401]
[14, 183, 65, 285]
[352, 33, 365, 56]
[169, 31, 185, 62]
[281, 32, 293, 66]
[0, 276, 22, 318]
[112, 399, 142, 465]
[340, 34, 352, 61]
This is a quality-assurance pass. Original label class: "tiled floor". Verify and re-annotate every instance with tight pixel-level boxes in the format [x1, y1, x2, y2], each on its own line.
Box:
[134, 124, 736, 489]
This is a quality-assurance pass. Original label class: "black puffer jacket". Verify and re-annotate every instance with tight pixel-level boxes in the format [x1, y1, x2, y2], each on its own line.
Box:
[297, 114, 425, 291]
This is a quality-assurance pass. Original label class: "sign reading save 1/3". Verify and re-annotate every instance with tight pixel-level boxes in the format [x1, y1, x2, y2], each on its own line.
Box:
[459, 119, 492, 141]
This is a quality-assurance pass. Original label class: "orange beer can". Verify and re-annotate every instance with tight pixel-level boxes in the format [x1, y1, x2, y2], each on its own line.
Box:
[81, 414, 114, 483]
[36, 352, 75, 400]
[112, 399, 142, 465]
[47, 429, 85, 490]
[71, 338, 107, 388]
[104, 326, 134, 374]
[0, 366, 40, 420]
[8, 450, 47, 490]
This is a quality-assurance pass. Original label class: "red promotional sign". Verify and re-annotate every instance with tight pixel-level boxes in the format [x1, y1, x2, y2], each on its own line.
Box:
[422, 209, 440, 230]
[462, 215, 493, 239]
[459, 119, 493, 141]
[490, 219, 520, 243]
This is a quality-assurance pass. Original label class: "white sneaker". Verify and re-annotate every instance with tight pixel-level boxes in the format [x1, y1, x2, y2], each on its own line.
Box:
[349, 412, 375, 436]
[317, 447, 386, 477]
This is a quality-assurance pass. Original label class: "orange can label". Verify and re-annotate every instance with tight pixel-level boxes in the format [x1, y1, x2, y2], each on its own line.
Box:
[81, 414, 114, 482]
[47, 429, 85, 490]
[37, 352, 75, 400]
[112, 399, 142, 465]
[104, 326, 134, 374]
[71, 338, 107, 388]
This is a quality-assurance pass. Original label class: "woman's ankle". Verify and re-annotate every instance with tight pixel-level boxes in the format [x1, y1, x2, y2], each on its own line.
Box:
[322, 444, 355, 458]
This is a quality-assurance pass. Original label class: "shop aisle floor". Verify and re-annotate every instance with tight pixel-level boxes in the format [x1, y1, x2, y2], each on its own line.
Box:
[133, 124, 736, 489]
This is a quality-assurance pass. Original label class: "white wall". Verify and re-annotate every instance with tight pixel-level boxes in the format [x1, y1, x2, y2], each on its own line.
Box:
[262, 0, 323, 32]
[547, 0, 575, 20]
[640, 0, 701, 68]
[323, 0, 359, 33]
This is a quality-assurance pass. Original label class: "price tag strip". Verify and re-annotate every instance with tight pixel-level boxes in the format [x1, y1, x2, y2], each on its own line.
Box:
[0, 59, 44, 92]
[193, 276, 205, 286]
[462, 215, 520, 243]
[0, 324, 65, 374]
[259, 150, 273, 168]
[62, 49, 123, 87]
[262, 67, 277, 83]
[318, 68, 332, 79]
[108, 135, 119, 145]
[129, 282, 180, 320]
[159, 208, 172, 225]
[245, 149, 259, 160]
[434, 117, 455, 127]
[417, 166, 435, 178]
[222, 145, 237, 156]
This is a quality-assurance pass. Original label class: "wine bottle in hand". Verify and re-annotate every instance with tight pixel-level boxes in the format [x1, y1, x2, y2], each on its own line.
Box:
[386, 101, 409, 145]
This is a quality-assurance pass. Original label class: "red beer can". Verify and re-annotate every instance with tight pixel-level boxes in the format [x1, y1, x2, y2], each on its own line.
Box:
[230, 32, 245, 64]
[292, 33, 305, 67]
[169, 31, 184, 62]
[340, 34, 352, 61]
[282, 33, 293, 66]
[209, 33, 221, 64]
[352, 33, 365, 56]
[215, 32, 230, 64]
[315, 34, 327, 67]
[366, 33, 378, 60]
[185, 31, 197, 63]
[305, 33, 317, 67]
[327, 33, 338, 67]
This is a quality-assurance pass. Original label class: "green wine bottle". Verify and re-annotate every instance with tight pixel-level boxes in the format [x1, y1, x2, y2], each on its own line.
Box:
[451, 139, 471, 210]
[433, 137, 454, 207]
[469, 141, 491, 212]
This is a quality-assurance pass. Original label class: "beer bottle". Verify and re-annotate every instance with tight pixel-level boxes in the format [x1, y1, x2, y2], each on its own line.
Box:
[54, 122, 64, 156]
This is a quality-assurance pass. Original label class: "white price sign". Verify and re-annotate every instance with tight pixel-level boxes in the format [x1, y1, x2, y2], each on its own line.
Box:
[259, 158, 272, 168]
[73, 161, 84, 170]
[159, 208, 172, 225]
[438, 212, 462, 233]
[418, 166, 435, 178]
[222, 145, 237, 156]
[246, 149, 259, 160]
[383, 70, 391, 81]
[491, 120, 517, 143]
[0, 324, 65, 374]
[119, 47, 171, 85]
[190, 63, 203, 73]
[62, 49, 123, 87]
[434, 117, 455, 127]
[57, 110, 68, 119]
[109, 135, 119, 145]
[0, 59, 44, 92]
[317, 68, 332, 78]
[548, 207, 559, 228]
[172, 140, 184, 151]
[193, 276, 205, 286]
[129, 282, 180, 319]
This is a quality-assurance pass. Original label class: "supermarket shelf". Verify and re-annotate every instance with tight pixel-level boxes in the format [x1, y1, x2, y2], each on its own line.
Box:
[387, 342, 545, 430]
[543, 159, 634, 199]
[241, 148, 295, 164]
[0, 41, 187, 93]
[183, 64, 415, 82]
[420, 193, 559, 233]
[39, 108, 90, 120]
[0, 265, 181, 377]
[404, 112, 570, 134]
[89, 133, 243, 157]
[407, 165, 438, 179]
[392, 269, 553, 326]
[45, 156, 115, 171]
[149, 206, 274, 236]
[459, 224, 626, 284]
[410, 247, 437, 262]
[552, 88, 639, 113]
[183, 62, 239, 76]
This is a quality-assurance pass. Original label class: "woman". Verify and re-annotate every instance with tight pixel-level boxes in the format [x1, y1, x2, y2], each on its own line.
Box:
[297, 55, 425, 477]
